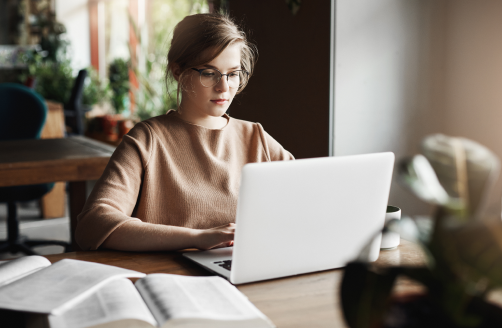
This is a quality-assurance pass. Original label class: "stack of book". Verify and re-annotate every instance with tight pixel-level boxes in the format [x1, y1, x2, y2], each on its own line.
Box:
[0, 256, 274, 328]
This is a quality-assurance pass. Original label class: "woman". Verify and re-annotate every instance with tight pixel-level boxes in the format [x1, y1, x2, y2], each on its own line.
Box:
[75, 13, 294, 251]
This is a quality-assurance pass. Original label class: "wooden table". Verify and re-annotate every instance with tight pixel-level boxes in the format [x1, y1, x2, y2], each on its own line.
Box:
[40, 240, 426, 327]
[0, 136, 115, 250]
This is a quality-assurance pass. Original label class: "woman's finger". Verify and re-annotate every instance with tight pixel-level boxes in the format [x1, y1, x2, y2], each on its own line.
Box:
[211, 242, 229, 249]
[213, 223, 236, 230]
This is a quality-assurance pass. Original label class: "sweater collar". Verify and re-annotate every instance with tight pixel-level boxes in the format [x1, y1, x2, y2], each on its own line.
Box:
[166, 110, 230, 131]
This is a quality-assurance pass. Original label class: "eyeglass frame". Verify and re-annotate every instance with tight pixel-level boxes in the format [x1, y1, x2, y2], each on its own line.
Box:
[191, 67, 249, 88]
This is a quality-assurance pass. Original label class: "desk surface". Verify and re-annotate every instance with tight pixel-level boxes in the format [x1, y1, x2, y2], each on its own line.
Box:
[44, 240, 426, 327]
[0, 136, 115, 187]
[0, 136, 116, 250]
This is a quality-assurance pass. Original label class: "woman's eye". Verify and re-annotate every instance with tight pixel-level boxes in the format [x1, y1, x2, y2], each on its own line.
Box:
[229, 72, 239, 77]
[202, 72, 215, 77]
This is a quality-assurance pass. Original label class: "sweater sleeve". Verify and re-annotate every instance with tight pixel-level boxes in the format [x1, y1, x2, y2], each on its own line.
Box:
[256, 123, 295, 161]
[75, 122, 153, 250]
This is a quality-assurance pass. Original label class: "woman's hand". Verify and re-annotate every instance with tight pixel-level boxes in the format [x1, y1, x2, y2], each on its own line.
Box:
[101, 221, 234, 252]
[194, 223, 235, 250]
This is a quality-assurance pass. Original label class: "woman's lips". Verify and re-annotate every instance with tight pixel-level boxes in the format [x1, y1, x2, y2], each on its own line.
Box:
[211, 99, 228, 105]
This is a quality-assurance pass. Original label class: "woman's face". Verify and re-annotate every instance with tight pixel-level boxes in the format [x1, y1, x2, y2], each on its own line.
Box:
[180, 43, 242, 118]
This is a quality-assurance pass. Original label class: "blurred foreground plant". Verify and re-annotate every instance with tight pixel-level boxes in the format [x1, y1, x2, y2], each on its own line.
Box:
[341, 135, 502, 327]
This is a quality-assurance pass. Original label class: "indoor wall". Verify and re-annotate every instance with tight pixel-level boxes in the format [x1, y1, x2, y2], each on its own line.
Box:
[335, 0, 502, 219]
[441, 0, 502, 218]
[334, 0, 446, 216]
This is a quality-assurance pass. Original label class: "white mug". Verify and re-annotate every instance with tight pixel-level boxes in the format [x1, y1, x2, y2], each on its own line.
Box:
[380, 205, 401, 249]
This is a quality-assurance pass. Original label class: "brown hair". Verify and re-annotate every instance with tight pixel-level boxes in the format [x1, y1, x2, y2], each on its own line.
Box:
[166, 13, 257, 107]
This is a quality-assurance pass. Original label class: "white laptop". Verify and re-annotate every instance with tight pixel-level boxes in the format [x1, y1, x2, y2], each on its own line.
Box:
[183, 152, 394, 284]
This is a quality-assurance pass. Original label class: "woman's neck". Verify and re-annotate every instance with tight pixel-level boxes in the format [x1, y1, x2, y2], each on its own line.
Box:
[176, 105, 228, 130]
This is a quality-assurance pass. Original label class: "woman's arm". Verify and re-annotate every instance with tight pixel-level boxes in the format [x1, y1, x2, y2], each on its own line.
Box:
[75, 123, 153, 250]
[101, 222, 235, 251]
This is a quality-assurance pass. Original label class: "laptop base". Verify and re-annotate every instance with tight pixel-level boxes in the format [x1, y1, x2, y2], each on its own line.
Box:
[183, 247, 233, 280]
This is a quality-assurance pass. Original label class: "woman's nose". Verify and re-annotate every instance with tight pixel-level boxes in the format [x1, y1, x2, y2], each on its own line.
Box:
[215, 75, 230, 92]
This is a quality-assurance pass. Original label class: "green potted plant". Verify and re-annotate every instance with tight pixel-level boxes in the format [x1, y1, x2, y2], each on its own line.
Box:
[82, 66, 110, 110]
[25, 56, 74, 104]
[108, 58, 130, 115]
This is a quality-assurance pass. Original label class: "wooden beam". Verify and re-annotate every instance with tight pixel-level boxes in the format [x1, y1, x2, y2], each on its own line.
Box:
[89, 0, 99, 71]
[128, 0, 139, 113]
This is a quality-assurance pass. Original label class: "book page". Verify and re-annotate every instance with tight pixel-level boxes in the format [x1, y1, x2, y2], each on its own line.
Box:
[136, 274, 273, 327]
[0, 259, 145, 315]
[0, 256, 51, 287]
[49, 278, 157, 328]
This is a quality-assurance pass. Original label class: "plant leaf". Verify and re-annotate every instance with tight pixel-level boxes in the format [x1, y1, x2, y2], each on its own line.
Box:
[340, 262, 399, 327]
[398, 155, 451, 206]
[285, 0, 301, 15]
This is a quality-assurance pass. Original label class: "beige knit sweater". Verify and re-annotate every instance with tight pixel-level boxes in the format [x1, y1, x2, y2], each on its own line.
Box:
[75, 111, 294, 250]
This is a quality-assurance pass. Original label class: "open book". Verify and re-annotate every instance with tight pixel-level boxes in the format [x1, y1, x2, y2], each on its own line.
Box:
[0, 255, 145, 315]
[48, 274, 275, 328]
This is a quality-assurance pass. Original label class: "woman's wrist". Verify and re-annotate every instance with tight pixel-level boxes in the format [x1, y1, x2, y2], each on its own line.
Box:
[187, 228, 204, 249]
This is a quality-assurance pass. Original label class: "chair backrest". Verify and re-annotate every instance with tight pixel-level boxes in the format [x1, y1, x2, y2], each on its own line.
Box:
[66, 69, 87, 111]
[0, 83, 48, 141]
[64, 69, 87, 135]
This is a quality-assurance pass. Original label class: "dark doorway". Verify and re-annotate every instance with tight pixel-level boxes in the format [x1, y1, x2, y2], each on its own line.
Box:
[228, 1, 332, 159]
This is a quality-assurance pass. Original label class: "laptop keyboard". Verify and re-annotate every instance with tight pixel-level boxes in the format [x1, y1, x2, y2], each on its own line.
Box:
[214, 260, 232, 271]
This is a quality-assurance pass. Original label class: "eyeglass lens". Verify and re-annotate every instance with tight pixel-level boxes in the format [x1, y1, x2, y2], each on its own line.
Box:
[199, 69, 244, 88]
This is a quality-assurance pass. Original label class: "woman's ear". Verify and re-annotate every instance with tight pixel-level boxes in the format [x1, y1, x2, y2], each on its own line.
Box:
[172, 64, 182, 82]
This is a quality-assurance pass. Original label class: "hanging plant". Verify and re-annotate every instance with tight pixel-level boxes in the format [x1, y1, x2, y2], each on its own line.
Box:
[286, 0, 301, 15]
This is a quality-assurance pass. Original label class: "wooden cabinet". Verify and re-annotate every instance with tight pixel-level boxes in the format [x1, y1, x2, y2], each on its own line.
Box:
[39, 101, 66, 219]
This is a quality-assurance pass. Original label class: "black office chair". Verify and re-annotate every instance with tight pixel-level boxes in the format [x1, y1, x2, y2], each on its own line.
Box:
[0, 83, 70, 255]
[64, 69, 88, 135]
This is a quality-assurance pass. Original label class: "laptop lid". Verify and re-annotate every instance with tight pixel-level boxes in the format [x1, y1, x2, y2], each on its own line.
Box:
[229, 152, 394, 284]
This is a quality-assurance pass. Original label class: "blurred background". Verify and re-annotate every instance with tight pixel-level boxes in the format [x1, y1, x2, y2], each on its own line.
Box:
[1, 0, 502, 258]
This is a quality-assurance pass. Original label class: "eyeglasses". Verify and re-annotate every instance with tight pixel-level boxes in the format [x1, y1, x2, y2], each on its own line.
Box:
[191, 68, 249, 88]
